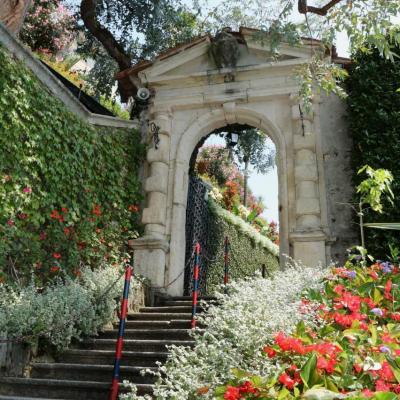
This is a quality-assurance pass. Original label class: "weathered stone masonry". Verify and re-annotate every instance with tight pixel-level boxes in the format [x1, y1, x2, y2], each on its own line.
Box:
[118, 28, 356, 295]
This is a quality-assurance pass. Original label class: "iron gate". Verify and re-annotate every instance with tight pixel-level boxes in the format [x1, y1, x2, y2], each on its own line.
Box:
[184, 176, 211, 295]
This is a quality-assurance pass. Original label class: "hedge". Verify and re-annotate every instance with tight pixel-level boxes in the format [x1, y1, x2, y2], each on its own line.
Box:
[347, 44, 400, 258]
[205, 200, 280, 293]
[0, 45, 144, 285]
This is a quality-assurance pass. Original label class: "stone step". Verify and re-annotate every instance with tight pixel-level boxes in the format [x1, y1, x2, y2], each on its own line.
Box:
[127, 312, 192, 321]
[82, 338, 195, 352]
[161, 300, 193, 306]
[0, 396, 66, 400]
[0, 377, 151, 399]
[60, 349, 168, 367]
[100, 328, 194, 340]
[165, 296, 216, 302]
[31, 363, 156, 384]
[116, 319, 192, 330]
[139, 306, 197, 313]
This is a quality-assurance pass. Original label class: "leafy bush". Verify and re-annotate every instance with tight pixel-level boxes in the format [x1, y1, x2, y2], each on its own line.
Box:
[347, 44, 400, 258]
[122, 262, 325, 399]
[211, 254, 400, 399]
[0, 264, 144, 351]
[0, 45, 144, 285]
[205, 200, 279, 293]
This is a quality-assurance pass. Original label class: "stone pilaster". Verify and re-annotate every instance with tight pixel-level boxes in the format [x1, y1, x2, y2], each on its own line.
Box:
[290, 95, 326, 266]
[131, 111, 172, 291]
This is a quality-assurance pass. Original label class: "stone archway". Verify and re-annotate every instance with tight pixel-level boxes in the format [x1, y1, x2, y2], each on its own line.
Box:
[120, 28, 355, 296]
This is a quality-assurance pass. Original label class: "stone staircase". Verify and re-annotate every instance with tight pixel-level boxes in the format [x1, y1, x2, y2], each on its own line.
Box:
[0, 296, 209, 400]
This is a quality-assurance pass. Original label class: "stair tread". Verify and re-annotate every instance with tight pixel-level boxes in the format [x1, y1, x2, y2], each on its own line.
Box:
[0, 377, 153, 389]
[32, 363, 157, 371]
[0, 396, 67, 400]
[64, 349, 168, 355]
[83, 338, 194, 344]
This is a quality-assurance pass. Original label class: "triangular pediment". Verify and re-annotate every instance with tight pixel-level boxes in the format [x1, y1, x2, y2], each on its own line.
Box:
[136, 30, 318, 85]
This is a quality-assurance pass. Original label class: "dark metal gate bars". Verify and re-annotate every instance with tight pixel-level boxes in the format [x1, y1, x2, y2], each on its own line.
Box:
[184, 176, 211, 295]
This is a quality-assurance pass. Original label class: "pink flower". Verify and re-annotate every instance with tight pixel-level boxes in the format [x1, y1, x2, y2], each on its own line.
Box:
[6, 219, 14, 226]
[22, 186, 32, 194]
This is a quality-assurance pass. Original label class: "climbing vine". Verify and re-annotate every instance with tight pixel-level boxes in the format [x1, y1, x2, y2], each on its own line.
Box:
[0, 45, 144, 285]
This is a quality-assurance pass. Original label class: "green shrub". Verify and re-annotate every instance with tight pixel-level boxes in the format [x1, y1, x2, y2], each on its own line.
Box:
[0, 265, 146, 351]
[205, 200, 279, 293]
[0, 45, 144, 285]
[347, 44, 400, 258]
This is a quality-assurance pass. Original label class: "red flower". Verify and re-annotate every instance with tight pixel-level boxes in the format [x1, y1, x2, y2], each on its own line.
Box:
[390, 313, 400, 321]
[317, 356, 336, 374]
[50, 266, 60, 272]
[17, 213, 28, 220]
[275, 332, 306, 354]
[224, 386, 241, 400]
[52, 253, 61, 259]
[92, 204, 101, 216]
[263, 346, 277, 358]
[354, 363, 362, 374]
[375, 379, 391, 392]
[239, 381, 258, 395]
[6, 219, 14, 226]
[369, 271, 379, 280]
[278, 372, 296, 390]
[50, 209, 64, 222]
[39, 231, 47, 241]
[61, 207, 68, 213]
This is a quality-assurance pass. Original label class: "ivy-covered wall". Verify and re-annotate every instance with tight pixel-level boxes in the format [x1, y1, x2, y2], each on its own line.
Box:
[347, 46, 400, 258]
[0, 45, 144, 285]
[206, 200, 279, 293]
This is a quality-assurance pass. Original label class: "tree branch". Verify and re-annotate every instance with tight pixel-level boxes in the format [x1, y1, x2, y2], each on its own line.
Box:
[80, 0, 131, 71]
[298, 0, 343, 16]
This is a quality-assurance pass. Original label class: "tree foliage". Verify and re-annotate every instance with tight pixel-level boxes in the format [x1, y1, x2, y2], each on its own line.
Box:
[19, 0, 75, 53]
[347, 42, 400, 258]
[76, 0, 199, 99]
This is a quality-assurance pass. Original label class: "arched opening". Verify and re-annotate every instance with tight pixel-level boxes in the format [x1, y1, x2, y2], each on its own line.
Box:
[183, 123, 280, 295]
[164, 107, 291, 297]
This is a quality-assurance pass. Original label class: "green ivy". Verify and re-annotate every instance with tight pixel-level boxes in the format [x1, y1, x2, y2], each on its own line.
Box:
[206, 201, 279, 294]
[347, 44, 400, 258]
[0, 45, 144, 285]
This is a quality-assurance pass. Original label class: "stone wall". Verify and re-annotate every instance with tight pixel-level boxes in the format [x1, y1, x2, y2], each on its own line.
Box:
[320, 94, 358, 263]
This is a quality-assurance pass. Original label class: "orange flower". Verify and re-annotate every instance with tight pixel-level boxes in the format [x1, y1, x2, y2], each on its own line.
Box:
[197, 387, 210, 395]
[128, 204, 139, 212]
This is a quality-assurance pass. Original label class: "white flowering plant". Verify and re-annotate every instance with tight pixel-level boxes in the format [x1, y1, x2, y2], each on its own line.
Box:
[0, 265, 145, 351]
[122, 261, 326, 399]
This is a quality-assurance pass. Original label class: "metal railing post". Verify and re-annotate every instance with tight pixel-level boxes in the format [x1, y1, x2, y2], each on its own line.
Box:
[191, 242, 201, 329]
[262, 264, 266, 278]
[109, 263, 133, 400]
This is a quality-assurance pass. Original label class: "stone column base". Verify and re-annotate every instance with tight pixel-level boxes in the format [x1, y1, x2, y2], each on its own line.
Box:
[290, 231, 327, 267]
[128, 236, 169, 290]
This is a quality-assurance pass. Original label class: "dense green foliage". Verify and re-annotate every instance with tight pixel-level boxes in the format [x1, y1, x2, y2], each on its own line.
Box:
[0, 45, 144, 285]
[206, 200, 279, 293]
[347, 44, 400, 258]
